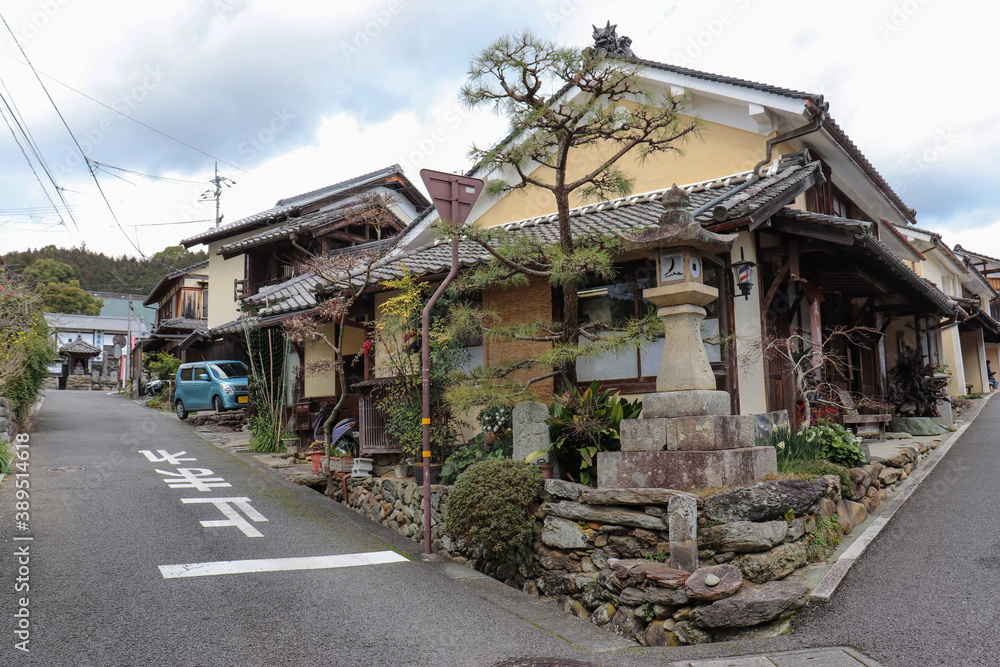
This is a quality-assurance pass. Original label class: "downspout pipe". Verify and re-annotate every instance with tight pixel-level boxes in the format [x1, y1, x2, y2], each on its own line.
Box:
[693, 97, 828, 223]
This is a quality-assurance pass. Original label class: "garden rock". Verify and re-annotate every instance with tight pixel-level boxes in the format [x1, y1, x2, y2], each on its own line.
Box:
[644, 585, 690, 606]
[685, 564, 742, 601]
[733, 541, 808, 584]
[609, 606, 640, 639]
[703, 479, 827, 522]
[699, 520, 787, 552]
[545, 501, 666, 531]
[889, 417, 948, 436]
[644, 620, 676, 646]
[786, 517, 807, 541]
[836, 499, 868, 535]
[878, 467, 903, 486]
[512, 401, 550, 463]
[541, 516, 588, 549]
[609, 559, 690, 588]
[820, 474, 842, 501]
[591, 603, 616, 626]
[689, 580, 808, 629]
[579, 487, 692, 506]
[673, 621, 712, 644]
[543, 478, 585, 501]
[619, 586, 645, 606]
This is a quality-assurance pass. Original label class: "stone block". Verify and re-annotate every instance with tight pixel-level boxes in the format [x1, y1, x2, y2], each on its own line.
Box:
[620, 414, 757, 452]
[703, 478, 828, 522]
[545, 501, 666, 531]
[684, 563, 742, 601]
[579, 487, 692, 505]
[668, 493, 699, 573]
[689, 580, 808, 629]
[699, 520, 788, 553]
[642, 389, 731, 418]
[732, 541, 808, 584]
[512, 401, 550, 463]
[598, 448, 776, 491]
[541, 516, 588, 549]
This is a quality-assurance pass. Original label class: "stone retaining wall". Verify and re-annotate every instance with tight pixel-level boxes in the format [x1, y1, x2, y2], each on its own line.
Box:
[330, 438, 938, 646]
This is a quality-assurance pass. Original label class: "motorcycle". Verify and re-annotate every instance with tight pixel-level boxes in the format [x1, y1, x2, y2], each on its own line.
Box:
[313, 405, 360, 458]
[145, 378, 166, 395]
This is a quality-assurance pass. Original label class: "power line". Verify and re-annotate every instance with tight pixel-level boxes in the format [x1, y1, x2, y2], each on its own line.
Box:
[0, 48, 249, 175]
[88, 160, 206, 185]
[0, 11, 144, 257]
[0, 76, 79, 231]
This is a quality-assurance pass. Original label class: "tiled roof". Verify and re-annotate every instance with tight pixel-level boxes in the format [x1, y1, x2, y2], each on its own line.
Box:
[181, 165, 423, 248]
[216, 198, 404, 257]
[143, 260, 209, 306]
[154, 318, 206, 333]
[248, 153, 820, 317]
[770, 209, 954, 314]
[774, 208, 872, 234]
[639, 59, 818, 101]
[59, 336, 101, 355]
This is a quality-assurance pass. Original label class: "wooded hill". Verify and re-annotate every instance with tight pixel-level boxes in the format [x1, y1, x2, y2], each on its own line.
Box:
[2, 245, 208, 297]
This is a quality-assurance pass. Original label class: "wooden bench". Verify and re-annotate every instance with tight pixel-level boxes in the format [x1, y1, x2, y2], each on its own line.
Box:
[837, 389, 891, 442]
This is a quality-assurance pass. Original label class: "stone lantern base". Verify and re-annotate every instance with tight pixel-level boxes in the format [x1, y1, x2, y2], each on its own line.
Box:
[598, 389, 777, 490]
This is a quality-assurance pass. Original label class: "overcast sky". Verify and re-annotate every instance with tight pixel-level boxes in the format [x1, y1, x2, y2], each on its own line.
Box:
[1, 0, 998, 263]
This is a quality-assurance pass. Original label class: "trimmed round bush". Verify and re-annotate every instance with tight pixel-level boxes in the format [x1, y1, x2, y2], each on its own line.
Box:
[446, 458, 543, 566]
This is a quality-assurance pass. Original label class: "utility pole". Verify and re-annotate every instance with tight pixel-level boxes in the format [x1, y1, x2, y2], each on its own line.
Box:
[200, 162, 235, 228]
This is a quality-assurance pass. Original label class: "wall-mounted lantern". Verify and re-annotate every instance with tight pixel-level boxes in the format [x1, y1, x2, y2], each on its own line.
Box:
[731, 247, 757, 301]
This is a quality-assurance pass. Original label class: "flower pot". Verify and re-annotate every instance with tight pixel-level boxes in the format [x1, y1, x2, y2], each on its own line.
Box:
[309, 450, 323, 473]
[539, 463, 554, 479]
[413, 463, 441, 485]
[394, 464, 411, 479]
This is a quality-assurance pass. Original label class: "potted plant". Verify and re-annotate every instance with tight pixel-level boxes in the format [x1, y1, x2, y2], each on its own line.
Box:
[308, 440, 325, 473]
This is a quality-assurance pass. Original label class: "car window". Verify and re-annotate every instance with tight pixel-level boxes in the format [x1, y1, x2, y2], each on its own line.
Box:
[208, 362, 248, 379]
[180, 367, 193, 381]
[193, 365, 209, 380]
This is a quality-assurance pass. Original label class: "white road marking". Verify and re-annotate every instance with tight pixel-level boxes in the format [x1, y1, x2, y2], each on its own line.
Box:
[181, 497, 267, 537]
[140, 450, 197, 465]
[158, 551, 409, 578]
[158, 467, 231, 491]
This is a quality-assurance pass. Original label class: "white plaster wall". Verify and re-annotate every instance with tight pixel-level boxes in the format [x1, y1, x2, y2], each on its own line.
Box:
[731, 232, 767, 415]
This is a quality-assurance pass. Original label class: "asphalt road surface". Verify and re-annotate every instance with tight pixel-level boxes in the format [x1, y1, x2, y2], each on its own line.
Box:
[6, 389, 997, 666]
[0, 390, 612, 666]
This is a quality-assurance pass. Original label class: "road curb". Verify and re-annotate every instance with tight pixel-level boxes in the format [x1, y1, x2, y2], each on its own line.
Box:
[810, 393, 996, 602]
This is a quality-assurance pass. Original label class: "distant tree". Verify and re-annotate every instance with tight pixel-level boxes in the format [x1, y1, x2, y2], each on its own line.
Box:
[22, 258, 75, 285]
[150, 245, 196, 268]
[36, 280, 103, 315]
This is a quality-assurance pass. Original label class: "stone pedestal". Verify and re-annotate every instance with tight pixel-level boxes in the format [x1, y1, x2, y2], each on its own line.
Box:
[597, 447, 777, 490]
[602, 387, 777, 490]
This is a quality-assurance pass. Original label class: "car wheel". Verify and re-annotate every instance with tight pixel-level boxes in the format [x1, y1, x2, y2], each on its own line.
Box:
[176, 400, 188, 420]
[213, 395, 224, 413]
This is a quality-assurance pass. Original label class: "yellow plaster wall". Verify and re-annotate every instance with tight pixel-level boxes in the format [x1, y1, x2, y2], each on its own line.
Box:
[301, 323, 365, 398]
[206, 232, 258, 328]
[474, 117, 785, 228]
[961, 329, 986, 395]
[940, 324, 967, 396]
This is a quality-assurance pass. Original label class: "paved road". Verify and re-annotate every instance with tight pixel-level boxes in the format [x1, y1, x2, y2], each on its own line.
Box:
[9, 389, 989, 666]
[0, 390, 613, 666]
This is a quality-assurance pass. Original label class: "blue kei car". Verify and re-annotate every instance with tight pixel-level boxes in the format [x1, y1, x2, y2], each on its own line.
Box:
[174, 360, 249, 420]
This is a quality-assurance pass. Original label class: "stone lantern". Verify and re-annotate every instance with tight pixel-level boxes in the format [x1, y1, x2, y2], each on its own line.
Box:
[597, 185, 776, 491]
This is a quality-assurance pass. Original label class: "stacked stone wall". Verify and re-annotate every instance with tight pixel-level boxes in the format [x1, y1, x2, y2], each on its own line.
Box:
[330, 439, 939, 645]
